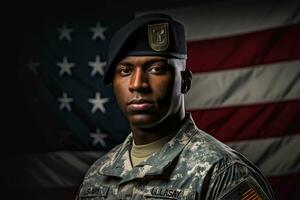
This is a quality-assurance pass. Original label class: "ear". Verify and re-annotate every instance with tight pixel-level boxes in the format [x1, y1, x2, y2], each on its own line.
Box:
[181, 69, 192, 94]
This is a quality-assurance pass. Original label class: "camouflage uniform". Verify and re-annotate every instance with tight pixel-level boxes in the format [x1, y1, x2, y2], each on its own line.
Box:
[78, 114, 275, 199]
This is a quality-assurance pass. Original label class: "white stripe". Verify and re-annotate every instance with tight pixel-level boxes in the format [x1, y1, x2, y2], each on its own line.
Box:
[136, 0, 300, 41]
[185, 59, 300, 109]
[226, 134, 300, 177]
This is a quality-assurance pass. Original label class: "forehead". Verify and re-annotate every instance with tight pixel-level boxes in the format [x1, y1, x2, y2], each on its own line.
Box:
[118, 56, 168, 65]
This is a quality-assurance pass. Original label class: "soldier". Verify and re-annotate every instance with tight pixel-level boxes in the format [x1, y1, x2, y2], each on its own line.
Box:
[77, 13, 275, 199]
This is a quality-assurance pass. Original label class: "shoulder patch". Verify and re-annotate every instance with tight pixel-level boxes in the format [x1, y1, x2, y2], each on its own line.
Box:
[218, 177, 270, 200]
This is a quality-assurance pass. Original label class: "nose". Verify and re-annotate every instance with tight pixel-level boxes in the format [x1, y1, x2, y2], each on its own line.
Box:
[129, 67, 150, 93]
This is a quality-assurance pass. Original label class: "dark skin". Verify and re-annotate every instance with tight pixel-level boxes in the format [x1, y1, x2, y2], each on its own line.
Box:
[113, 56, 192, 145]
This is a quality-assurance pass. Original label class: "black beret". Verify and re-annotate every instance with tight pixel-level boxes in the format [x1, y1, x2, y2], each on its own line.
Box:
[103, 13, 187, 85]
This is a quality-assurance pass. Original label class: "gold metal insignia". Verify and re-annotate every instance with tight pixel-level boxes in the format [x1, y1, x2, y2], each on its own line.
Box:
[148, 23, 169, 51]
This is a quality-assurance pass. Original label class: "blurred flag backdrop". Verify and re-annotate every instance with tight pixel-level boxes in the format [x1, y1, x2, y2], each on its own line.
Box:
[9, 0, 300, 199]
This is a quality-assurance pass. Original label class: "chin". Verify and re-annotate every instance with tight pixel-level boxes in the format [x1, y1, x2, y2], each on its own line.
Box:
[128, 114, 161, 128]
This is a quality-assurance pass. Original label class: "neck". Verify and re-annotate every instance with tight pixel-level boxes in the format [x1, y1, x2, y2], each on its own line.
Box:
[131, 111, 185, 145]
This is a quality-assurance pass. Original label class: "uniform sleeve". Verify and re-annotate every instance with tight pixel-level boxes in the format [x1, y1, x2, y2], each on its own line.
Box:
[204, 161, 275, 200]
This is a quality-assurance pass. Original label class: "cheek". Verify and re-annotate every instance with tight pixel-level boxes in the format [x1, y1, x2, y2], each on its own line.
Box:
[157, 73, 182, 110]
[151, 76, 175, 102]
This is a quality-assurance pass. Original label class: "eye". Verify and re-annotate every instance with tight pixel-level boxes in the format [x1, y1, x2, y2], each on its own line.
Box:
[148, 65, 167, 75]
[117, 66, 132, 76]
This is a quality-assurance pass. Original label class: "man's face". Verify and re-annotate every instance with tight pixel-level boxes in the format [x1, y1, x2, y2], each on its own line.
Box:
[113, 56, 183, 128]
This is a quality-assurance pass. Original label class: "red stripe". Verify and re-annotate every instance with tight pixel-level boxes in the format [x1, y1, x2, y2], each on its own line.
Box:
[188, 100, 300, 142]
[187, 24, 300, 73]
[267, 172, 300, 200]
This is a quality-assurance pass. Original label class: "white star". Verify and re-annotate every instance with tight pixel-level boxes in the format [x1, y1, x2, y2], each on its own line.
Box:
[58, 92, 74, 111]
[57, 24, 73, 41]
[88, 92, 109, 114]
[90, 128, 108, 148]
[27, 61, 40, 75]
[56, 57, 75, 76]
[88, 55, 106, 76]
[90, 22, 107, 40]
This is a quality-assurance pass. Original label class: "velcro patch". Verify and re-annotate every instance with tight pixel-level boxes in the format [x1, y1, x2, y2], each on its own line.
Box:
[142, 186, 197, 200]
[147, 187, 183, 199]
[80, 185, 109, 198]
[219, 177, 269, 200]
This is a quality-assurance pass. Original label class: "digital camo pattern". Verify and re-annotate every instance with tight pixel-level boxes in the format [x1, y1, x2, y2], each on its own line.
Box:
[78, 114, 275, 199]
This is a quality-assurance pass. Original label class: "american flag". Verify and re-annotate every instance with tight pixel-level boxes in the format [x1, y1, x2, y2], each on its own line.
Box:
[7, 0, 300, 199]
[143, 1, 300, 199]
[19, 16, 133, 151]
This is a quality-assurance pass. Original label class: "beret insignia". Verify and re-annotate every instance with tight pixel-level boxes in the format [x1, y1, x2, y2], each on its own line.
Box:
[148, 22, 169, 51]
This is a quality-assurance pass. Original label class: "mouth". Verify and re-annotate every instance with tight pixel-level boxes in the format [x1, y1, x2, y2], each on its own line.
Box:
[127, 99, 154, 111]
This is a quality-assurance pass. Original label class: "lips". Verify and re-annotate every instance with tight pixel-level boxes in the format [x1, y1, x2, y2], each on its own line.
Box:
[127, 98, 154, 111]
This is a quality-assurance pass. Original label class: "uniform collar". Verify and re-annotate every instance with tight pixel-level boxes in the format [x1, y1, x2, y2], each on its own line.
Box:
[98, 113, 198, 184]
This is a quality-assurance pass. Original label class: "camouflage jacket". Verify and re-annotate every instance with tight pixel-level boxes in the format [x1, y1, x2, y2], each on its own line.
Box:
[78, 114, 275, 199]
